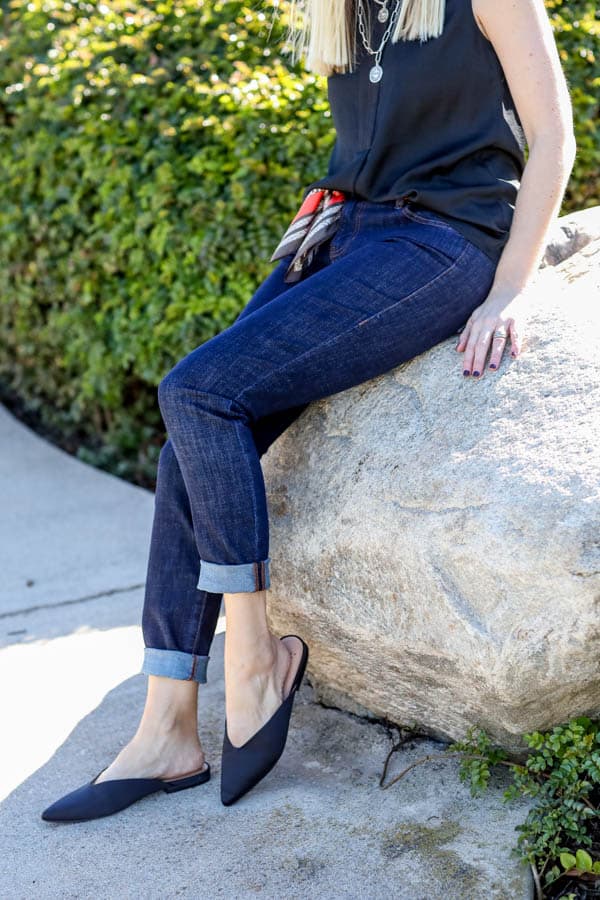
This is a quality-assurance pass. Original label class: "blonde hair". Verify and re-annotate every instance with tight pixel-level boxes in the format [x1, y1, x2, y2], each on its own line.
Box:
[284, 0, 446, 76]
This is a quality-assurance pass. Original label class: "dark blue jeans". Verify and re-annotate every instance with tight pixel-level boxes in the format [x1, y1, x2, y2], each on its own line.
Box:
[140, 197, 497, 682]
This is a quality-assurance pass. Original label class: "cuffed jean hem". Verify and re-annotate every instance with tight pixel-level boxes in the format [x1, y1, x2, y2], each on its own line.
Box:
[196, 557, 271, 593]
[141, 647, 209, 683]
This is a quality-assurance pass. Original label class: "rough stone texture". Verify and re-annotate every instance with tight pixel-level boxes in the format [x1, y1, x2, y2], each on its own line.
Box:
[541, 204, 600, 268]
[263, 223, 600, 754]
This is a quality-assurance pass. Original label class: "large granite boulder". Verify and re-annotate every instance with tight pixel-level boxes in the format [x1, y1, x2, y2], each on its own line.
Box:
[263, 210, 600, 753]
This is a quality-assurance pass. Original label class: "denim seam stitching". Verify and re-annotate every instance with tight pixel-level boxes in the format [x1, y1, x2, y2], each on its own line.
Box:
[329, 217, 345, 259]
[401, 207, 458, 232]
[349, 201, 366, 247]
[329, 228, 347, 261]
[233, 414, 262, 568]
[330, 201, 364, 261]
[329, 204, 353, 260]
[402, 208, 498, 269]
[161, 386, 266, 588]
[154, 437, 212, 675]
[233, 241, 471, 409]
[190, 589, 210, 660]
[163, 440, 214, 655]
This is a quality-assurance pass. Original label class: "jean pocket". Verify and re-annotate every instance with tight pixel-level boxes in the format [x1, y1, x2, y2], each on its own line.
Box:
[381, 221, 471, 268]
[401, 203, 463, 234]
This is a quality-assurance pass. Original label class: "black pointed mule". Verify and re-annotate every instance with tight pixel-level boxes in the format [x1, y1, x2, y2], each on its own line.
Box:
[220, 634, 309, 806]
[41, 760, 211, 823]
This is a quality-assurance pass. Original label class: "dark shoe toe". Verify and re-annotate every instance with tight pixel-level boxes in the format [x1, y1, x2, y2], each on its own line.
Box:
[41, 783, 108, 822]
[41, 776, 162, 822]
[41, 764, 211, 823]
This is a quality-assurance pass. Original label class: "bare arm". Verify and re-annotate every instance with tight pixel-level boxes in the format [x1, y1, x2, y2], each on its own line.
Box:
[457, 0, 577, 378]
[473, 0, 577, 292]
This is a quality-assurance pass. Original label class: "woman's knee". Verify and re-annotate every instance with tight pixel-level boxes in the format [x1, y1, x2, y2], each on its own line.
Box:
[157, 436, 177, 473]
[157, 355, 250, 427]
[157, 352, 209, 419]
[157, 366, 183, 422]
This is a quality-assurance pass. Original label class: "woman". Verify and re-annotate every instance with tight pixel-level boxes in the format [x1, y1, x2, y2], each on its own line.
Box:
[42, 0, 576, 821]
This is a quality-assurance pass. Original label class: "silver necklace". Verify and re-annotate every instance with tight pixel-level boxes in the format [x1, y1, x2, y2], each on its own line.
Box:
[373, 0, 390, 23]
[356, 0, 402, 84]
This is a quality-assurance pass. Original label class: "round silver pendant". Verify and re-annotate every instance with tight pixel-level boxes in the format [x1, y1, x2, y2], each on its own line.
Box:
[377, 7, 389, 22]
[369, 64, 383, 83]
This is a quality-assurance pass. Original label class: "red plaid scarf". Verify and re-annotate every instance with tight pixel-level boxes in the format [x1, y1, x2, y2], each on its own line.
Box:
[270, 188, 347, 283]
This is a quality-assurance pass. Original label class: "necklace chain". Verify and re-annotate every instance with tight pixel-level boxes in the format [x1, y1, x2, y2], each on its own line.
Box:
[356, 0, 402, 82]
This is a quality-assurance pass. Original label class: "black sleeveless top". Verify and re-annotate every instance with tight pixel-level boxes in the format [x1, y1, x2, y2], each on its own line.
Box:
[304, 0, 527, 264]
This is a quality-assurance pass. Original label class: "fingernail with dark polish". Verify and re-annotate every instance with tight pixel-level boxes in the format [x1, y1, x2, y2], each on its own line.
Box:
[472, 370, 480, 377]
[463, 369, 470, 376]
[489, 363, 497, 369]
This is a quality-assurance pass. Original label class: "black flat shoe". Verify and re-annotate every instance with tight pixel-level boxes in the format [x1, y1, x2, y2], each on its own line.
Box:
[41, 760, 211, 823]
[220, 634, 309, 806]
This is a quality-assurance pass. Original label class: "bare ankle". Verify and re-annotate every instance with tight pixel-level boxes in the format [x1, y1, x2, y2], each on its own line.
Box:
[137, 711, 199, 742]
[225, 633, 279, 679]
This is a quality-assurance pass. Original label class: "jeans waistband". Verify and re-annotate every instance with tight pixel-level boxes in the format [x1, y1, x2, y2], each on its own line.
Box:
[339, 194, 413, 210]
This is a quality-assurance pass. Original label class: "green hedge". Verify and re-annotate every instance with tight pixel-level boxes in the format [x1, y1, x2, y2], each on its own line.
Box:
[0, 0, 334, 483]
[548, 0, 600, 208]
[0, 1, 597, 485]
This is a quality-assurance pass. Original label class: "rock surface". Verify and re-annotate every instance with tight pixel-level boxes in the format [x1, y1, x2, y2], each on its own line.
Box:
[263, 216, 600, 753]
[541, 204, 600, 267]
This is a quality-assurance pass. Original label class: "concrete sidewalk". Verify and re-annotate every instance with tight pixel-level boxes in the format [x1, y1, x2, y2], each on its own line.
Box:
[0, 403, 534, 899]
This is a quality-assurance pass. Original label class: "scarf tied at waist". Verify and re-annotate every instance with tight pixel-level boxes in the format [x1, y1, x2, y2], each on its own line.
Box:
[269, 188, 347, 283]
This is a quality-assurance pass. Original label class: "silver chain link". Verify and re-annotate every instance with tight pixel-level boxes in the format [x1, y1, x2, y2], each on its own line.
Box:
[356, 0, 402, 65]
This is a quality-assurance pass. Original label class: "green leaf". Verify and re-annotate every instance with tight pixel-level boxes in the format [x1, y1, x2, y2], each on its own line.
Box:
[575, 849, 594, 872]
[560, 852, 577, 870]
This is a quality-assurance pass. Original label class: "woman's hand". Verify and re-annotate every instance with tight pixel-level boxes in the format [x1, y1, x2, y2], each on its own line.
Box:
[456, 286, 530, 378]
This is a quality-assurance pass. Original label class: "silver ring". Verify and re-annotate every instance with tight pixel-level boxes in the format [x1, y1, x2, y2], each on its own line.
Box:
[493, 330, 508, 339]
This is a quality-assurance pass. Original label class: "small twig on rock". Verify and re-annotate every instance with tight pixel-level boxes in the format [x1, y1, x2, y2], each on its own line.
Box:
[381, 750, 457, 790]
[380, 749, 517, 791]
[379, 725, 423, 788]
